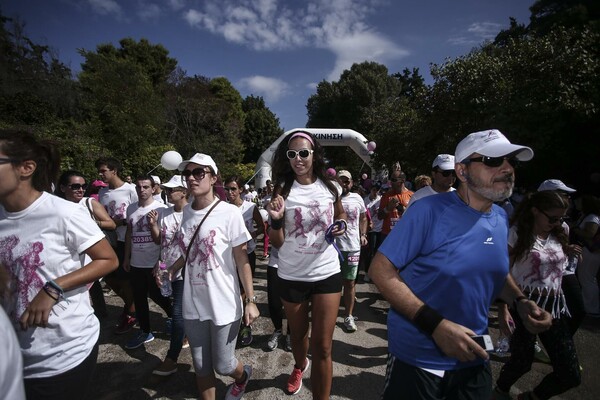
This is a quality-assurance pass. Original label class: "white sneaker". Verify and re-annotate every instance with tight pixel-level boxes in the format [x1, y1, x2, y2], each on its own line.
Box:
[344, 316, 357, 332]
[266, 329, 283, 351]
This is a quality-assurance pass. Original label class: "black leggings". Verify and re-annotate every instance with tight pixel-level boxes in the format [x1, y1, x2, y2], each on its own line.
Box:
[496, 309, 581, 399]
[130, 266, 172, 333]
[25, 341, 99, 400]
[562, 274, 585, 335]
[267, 266, 285, 332]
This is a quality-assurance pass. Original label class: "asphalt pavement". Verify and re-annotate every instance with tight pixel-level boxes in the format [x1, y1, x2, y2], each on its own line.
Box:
[91, 255, 600, 399]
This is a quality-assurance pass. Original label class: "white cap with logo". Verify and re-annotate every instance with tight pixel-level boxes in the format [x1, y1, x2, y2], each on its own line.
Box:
[432, 154, 455, 170]
[455, 129, 534, 164]
[178, 153, 218, 174]
[161, 175, 187, 189]
[537, 179, 576, 193]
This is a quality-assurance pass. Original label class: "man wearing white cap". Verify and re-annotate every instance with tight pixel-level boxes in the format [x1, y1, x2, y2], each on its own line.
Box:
[336, 170, 368, 332]
[148, 175, 189, 376]
[151, 175, 167, 204]
[406, 154, 456, 209]
[538, 179, 576, 194]
[370, 129, 552, 399]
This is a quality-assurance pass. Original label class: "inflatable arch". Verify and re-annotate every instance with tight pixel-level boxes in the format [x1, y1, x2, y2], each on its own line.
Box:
[254, 128, 374, 189]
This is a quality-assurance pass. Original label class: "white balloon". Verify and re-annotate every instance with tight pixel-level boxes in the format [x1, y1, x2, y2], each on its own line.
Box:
[161, 151, 183, 170]
[367, 141, 377, 151]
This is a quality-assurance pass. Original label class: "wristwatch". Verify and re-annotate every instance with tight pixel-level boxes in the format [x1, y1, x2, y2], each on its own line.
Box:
[244, 295, 257, 305]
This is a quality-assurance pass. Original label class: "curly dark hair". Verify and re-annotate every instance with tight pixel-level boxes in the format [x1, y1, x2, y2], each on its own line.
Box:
[270, 131, 339, 200]
[510, 191, 570, 262]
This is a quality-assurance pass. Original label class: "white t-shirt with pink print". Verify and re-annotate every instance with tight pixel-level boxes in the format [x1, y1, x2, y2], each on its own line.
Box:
[336, 192, 366, 252]
[98, 182, 138, 242]
[278, 178, 341, 282]
[0, 192, 105, 378]
[179, 199, 251, 325]
[126, 200, 167, 268]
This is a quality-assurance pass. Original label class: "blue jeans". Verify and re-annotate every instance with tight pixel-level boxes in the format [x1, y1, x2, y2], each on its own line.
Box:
[167, 279, 185, 361]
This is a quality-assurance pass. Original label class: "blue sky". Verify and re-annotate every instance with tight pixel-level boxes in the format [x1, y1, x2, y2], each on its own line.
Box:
[2, 0, 532, 131]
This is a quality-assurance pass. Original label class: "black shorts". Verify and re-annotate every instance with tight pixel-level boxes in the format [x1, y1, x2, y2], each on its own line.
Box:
[278, 272, 342, 303]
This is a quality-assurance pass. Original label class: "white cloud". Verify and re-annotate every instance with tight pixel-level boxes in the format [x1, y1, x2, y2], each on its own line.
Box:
[183, 0, 408, 80]
[167, 0, 186, 11]
[138, 3, 162, 21]
[448, 21, 504, 46]
[239, 76, 290, 102]
[88, 0, 122, 16]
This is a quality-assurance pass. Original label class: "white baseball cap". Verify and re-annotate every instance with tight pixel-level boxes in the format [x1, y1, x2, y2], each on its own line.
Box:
[432, 154, 455, 170]
[455, 129, 534, 164]
[178, 153, 218, 174]
[150, 175, 161, 185]
[537, 179, 576, 193]
[337, 170, 352, 180]
[161, 175, 187, 189]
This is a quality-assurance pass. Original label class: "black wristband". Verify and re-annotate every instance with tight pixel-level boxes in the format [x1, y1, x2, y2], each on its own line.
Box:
[513, 295, 528, 309]
[270, 218, 283, 230]
[42, 286, 59, 302]
[413, 304, 444, 336]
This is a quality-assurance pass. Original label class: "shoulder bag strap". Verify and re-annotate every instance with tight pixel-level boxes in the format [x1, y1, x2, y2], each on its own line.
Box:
[85, 197, 97, 221]
[182, 199, 221, 277]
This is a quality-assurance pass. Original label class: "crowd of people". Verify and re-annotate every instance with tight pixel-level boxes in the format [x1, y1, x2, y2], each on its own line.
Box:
[1, 128, 598, 400]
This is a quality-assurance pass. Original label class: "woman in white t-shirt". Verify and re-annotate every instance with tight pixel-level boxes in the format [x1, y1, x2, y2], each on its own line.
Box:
[0, 130, 118, 400]
[266, 131, 347, 398]
[168, 153, 259, 400]
[56, 169, 117, 318]
[493, 191, 581, 399]
[224, 175, 264, 346]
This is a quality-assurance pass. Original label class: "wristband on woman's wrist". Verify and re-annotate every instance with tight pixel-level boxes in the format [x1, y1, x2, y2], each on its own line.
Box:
[270, 218, 283, 230]
[413, 304, 444, 336]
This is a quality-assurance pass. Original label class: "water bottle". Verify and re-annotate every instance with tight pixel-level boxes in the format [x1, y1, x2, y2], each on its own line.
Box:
[495, 335, 510, 356]
[158, 261, 172, 297]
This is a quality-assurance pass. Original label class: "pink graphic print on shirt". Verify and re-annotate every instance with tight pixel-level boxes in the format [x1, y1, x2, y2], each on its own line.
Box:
[286, 200, 333, 250]
[106, 200, 127, 219]
[0, 235, 45, 322]
[185, 228, 218, 286]
[346, 204, 359, 227]
[522, 249, 564, 287]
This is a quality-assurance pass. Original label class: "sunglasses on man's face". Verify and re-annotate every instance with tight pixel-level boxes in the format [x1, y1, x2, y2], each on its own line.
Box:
[435, 169, 456, 177]
[390, 177, 404, 183]
[182, 168, 209, 181]
[286, 149, 314, 160]
[464, 155, 519, 168]
[68, 183, 88, 191]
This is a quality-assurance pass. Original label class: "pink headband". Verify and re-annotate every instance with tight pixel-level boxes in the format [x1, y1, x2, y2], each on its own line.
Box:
[288, 132, 315, 146]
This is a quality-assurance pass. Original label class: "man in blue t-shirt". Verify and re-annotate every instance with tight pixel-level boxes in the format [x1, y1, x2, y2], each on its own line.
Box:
[370, 129, 553, 400]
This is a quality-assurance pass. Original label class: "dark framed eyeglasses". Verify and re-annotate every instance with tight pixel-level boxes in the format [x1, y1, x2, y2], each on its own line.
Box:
[434, 169, 456, 177]
[67, 183, 88, 190]
[164, 187, 185, 194]
[182, 168, 209, 181]
[540, 209, 566, 224]
[390, 177, 405, 183]
[286, 149, 314, 160]
[0, 157, 17, 165]
[223, 186, 239, 192]
[464, 156, 519, 168]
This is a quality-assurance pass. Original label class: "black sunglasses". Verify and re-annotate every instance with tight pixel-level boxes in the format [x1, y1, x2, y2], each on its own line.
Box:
[435, 169, 456, 177]
[464, 155, 519, 168]
[286, 149, 314, 160]
[68, 183, 88, 190]
[224, 187, 239, 192]
[0, 157, 17, 165]
[164, 187, 185, 193]
[390, 177, 405, 183]
[540, 209, 566, 224]
[182, 168, 209, 181]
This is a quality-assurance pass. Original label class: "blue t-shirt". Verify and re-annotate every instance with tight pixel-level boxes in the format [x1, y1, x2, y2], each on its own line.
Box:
[379, 191, 509, 370]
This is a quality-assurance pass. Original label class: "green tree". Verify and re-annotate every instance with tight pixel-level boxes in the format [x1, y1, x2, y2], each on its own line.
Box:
[78, 38, 177, 175]
[241, 95, 283, 163]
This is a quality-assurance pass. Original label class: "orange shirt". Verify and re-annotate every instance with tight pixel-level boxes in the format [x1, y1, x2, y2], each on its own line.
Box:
[379, 189, 414, 235]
